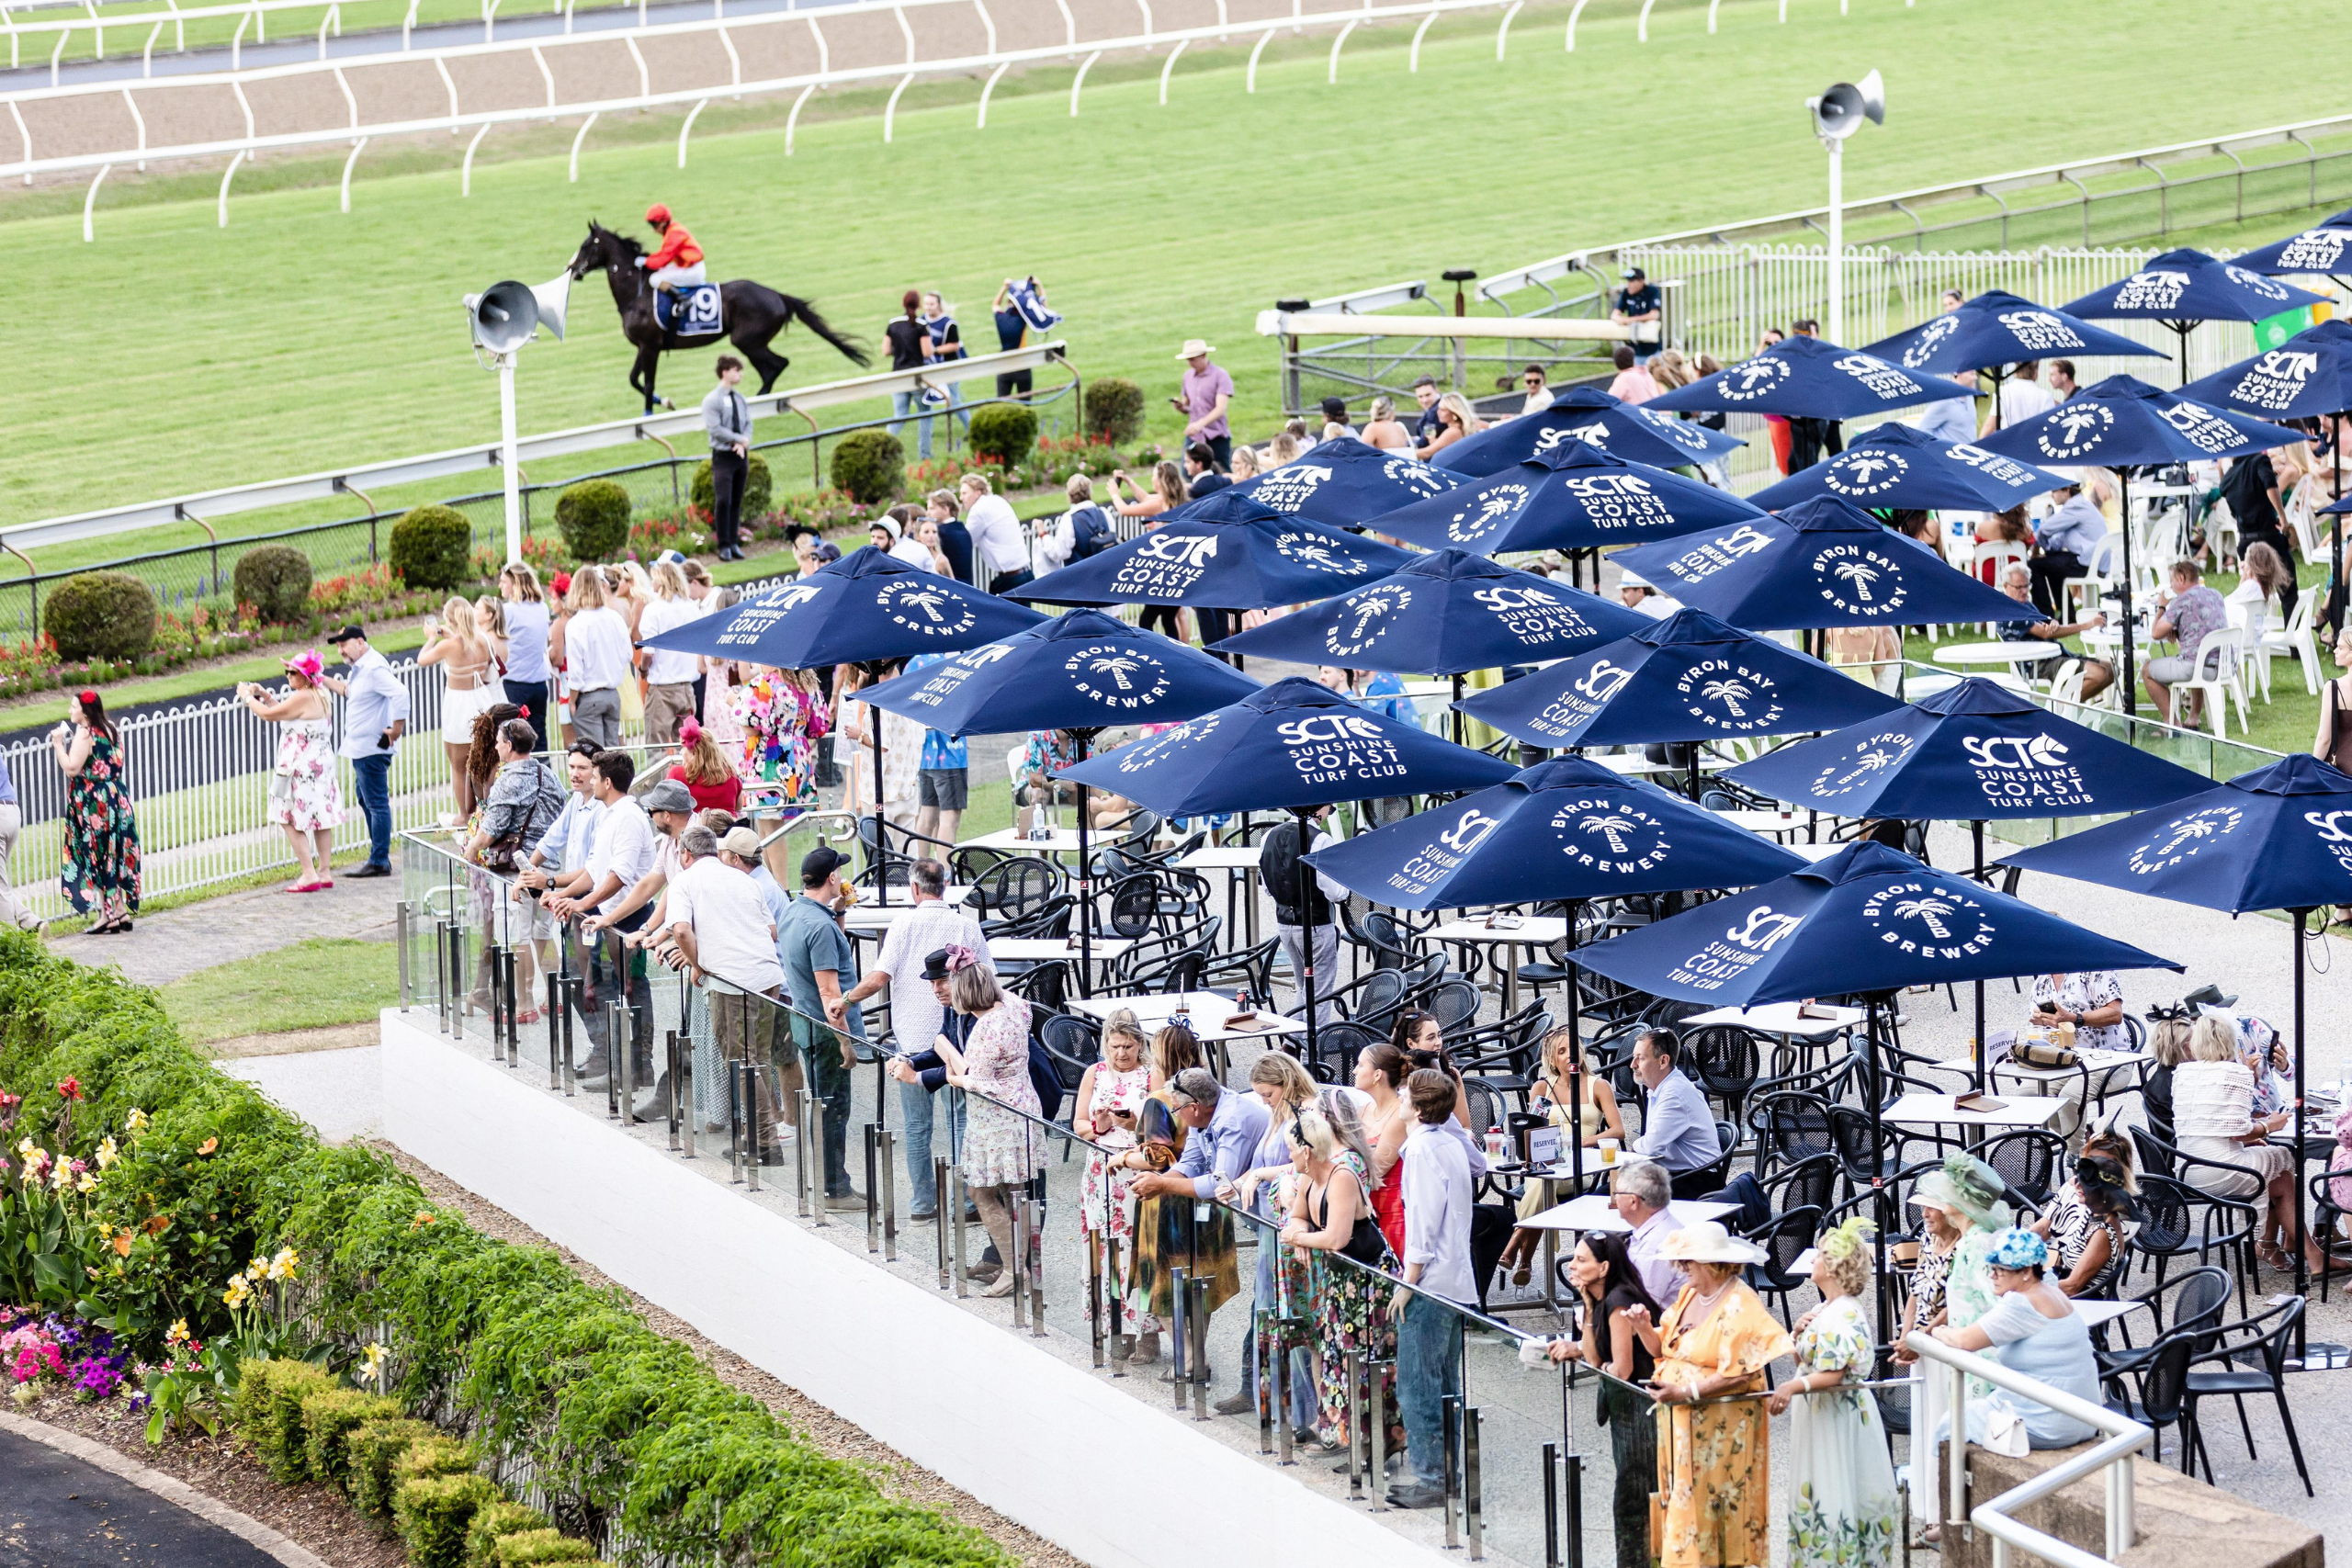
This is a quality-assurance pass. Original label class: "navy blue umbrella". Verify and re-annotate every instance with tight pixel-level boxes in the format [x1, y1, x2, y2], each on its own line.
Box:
[2059, 247, 2326, 382]
[1059, 676, 1516, 1054]
[2002, 753, 2352, 1330]
[1975, 375, 2302, 715]
[637, 544, 1045, 667]
[1453, 606, 1902, 749]
[1365, 442, 1765, 557]
[2228, 206, 2352, 277]
[1012, 495, 1413, 610]
[856, 608, 1260, 984]
[1644, 333, 1980, 421]
[1610, 495, 2024, 632]
[1745, 421, 2072, 513]
[1225, 434, 1462, 526]
[1431, 386, 1747, 478]
[1861, 290, 2165, 423]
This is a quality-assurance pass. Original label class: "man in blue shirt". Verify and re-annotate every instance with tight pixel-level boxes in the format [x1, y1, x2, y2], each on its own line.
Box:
[1630, 1029, 1722, 1179]
[1133, 1068, 1269, 1386]
[321, 623, 411, 876]
[2027, 474, 2111, 618]
[778, 846, 868, 1206]
[905, 650, 971, 843]
[1912, 371, 1981, 447]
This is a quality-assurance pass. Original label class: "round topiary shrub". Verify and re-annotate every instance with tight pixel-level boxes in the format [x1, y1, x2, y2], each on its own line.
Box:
[969, 403, 1039, 470]
[690, 453, 773, 520]
[553, 479, 632, 562]
[44, 571, 157, 663]
[829, 429, 904, 506]
[232, 544, 313, 624]
[389, 504, 472, 591]
[1083, 376, 1146, 444]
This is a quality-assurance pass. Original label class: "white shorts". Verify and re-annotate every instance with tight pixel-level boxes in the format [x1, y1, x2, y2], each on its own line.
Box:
[442, 682, 497, 744]
[649, 262, 707, 289]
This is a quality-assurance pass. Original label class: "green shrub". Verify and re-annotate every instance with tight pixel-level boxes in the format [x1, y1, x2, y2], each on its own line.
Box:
[968, 403, 1039, 469]
[43, 572, 157, 664]
[395, 1472, 498, 1568]
[301, 1387, 402, 1490]
[828, 429, 904, 506]
[348, 1418, 437, 1520]
[389, 505, 473, 591]
[234, 1359, 337, 1483]
[462, 1500, 548, 1568]
[394, 1434, 479, 1486]
[232, 545, 314, 624]
[690, 453, 772, 520]
[492, 1529, 595, 1566]
[1082, 377, 1145, 443]
[553, 480, 631, 562]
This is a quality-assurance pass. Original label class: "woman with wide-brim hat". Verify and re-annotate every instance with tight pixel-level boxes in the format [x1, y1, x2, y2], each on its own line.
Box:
[1619, 1220, 1792, 1568]
[1890, 1154, 2010, 1542]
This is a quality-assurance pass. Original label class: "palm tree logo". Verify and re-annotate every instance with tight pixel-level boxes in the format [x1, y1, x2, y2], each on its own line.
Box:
[2041, 403, 2112, 457]
[1891, 897, 1957, 940]
[1832, 560, 1883, 603]
[1580, 813, 1635, 854]
[1901, 313, 1960, 369]
[2156, 815, 2219, 858]
[1724, 359, 1791, 400]
[1829, 745, 1902, 791]
[1088, 654, 1143, 692]
[1348, 591, 1399, 642]
[1831, 452, 1907, 495]
[896, 587, 949, 623]
[1701, 678, 1753, 717]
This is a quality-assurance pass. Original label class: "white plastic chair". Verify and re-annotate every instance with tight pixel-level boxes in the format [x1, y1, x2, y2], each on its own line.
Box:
[2174, 623, 2254, 738]
[2262, 591, 2324, 697]
[2225, 593, 2272, 703]
[2061, 534, 2124, 624]
[2285, 479, 2324, 561]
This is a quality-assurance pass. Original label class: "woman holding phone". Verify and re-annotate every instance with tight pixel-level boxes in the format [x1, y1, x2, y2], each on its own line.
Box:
[1076, 1010, 1152, 1248]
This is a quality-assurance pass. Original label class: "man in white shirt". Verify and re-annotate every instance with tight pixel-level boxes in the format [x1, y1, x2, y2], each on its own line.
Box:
[1390, 1068, 1476, 1510]
[635, 565, 705, 744]
[831, 857, 983, 1220]
[959, 473, 1030, 595]
[1617, 570, 1682, 620]
[546, 753, 659, 1092]
[560, 570, 633, 750]
[1610, 1159, 1682, 1308]
[663, 822, 790, 1152]
[1982, 360, 2055, 437]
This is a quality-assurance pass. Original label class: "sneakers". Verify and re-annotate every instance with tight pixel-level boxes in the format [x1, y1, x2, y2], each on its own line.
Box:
[1213, 1390, 1254, 1416]
[823, 1190, 866, 1211]
[1385, 1481, 1446, 1510]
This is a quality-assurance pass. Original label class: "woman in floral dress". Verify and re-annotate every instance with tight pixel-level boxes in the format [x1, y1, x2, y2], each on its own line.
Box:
[940, 953, 1040, 1302]
[237, 649, 344, 893]
[1281, 1092, 1394, 1448]
[1769, 1218, 1900, 1568]
[1075, 1012, 1151, 1243]
[50, 690, 141, 932]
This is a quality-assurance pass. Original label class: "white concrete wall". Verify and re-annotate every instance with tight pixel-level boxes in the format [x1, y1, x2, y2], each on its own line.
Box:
[380, 1010, 1452, 1568]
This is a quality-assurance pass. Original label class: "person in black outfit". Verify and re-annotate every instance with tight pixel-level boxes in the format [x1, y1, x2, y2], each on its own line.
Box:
[1185, 442, 1232, 502]
[2222, 449, 2301, 622]
[1785, 318, 1845, 472]
[700, 355, 752, 560]
[1541, 1232, 1660, 1568]
[1261, 805, 1341, 1026]
[1410, 375, 1445, 445]
[992, 279, 1038, 400]
[1612, 267, 1665, 361]
[924, 489, 974, 584]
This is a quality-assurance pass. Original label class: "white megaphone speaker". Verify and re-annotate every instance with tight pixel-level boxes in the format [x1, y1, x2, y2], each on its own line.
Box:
[466, 280, 539, 355]
[529, 272, 571, 342]
[1810, 68, 1885, 141]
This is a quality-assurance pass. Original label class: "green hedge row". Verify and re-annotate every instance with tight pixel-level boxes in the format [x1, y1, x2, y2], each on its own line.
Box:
[0, 931, 1012, 1568]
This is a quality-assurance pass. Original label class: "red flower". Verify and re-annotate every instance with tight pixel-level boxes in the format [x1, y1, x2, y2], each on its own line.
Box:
[55, 1077, 82, 1102]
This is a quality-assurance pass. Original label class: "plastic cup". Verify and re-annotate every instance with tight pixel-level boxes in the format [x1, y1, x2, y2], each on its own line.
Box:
[1598, 1138, 1620, 1166]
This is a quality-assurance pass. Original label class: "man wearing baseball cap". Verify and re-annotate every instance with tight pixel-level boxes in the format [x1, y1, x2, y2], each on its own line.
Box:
[662, 820, 790, 1156]
[778, 845, 867, 1207]
[318, 624, 408, 877]
[1611, 266, 1664, 362]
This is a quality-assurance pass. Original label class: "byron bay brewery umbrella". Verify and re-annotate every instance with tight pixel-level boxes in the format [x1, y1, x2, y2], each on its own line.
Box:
[1645, 333, 1984, 422]
[2003, 752, 2352, 1349]
[1432, 386, 1747, 479]
[1974, 376, 2300, 714]
[635, 546, 1046, 903]
[1226, 434, 1462, 526]
[2060, 247, 2325, 384]
[1366, 443, 1765, 559]
[855, 609, 1261, 986]
[1058, 677, 1515, 1056]
[1862, 289, 2165, 430]
[1746, 421, 2072, 513]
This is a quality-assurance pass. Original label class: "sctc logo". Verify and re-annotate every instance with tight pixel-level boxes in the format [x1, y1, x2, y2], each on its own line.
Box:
[1438, 807, 1499, 854]
[1276, 713, 1386, 746]
[1138, 532, 1219, 568]
[1575, 659, 1635, 703]
[1962, 735, 2069, 770]
[1724, 906, 1802, 952]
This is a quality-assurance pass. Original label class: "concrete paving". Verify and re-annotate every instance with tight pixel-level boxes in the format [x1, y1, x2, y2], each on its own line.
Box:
[220, 1045, 384, 1144]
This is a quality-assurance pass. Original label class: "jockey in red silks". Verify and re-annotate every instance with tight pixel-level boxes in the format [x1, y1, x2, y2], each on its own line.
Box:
[639, 204, 706, 296]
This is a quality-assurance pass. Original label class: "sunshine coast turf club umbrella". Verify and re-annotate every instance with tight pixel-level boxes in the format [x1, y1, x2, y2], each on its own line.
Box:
[1453, 605, 1903, 751]
[1974, 375, 2301, 715]
[1058, 676, 1515, 1055]
[1431, 386, 1747, 479]
[1610, 495, 2025, 634]
[636, 546, 1046, 902]
[1012, 494, 1412, 612]
[857, 609, 1260, 987]
[1745, 421, 2072, 513]
[1225, 434, 1462, 527]
[2229, 207, 2352, 278]
[2002, 753, 2352, 1349]
[1644, 333, 1980, 423]
[1365, 443, 1766, 558]
[1862, 289, 2166, 430]
[2060, 247, 2327, 384]
[1575, 836, 2181, 1336]
[1307, 752, 1808, 1188]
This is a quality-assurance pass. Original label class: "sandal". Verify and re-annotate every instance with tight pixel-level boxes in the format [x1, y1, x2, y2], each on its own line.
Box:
[2256, 1242, 2292, 1273]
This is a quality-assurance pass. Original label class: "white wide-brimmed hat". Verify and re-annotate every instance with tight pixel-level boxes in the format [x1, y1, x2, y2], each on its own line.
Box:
[1659, 1219, 1768, 1267]
[1175, 338, 1216, 359]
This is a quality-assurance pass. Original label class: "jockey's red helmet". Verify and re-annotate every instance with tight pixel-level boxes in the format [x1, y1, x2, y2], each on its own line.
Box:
[645, 203, 672, 225]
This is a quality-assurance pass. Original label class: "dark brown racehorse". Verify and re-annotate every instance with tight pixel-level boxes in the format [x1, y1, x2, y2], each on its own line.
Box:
[568, 220, 868, 414]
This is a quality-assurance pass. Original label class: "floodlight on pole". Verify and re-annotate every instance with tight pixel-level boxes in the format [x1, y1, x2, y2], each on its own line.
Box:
[1805, 69, 1883, 345]
[462, 274, 571, 566]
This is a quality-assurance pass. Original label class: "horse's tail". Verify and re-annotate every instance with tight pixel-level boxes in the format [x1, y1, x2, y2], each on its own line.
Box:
[783, 295, 871, 368]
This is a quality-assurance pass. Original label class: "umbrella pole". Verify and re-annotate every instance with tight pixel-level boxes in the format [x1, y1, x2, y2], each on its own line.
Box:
[2120, 470, 2138, 719]
[1452, 672, 1465, 748]
[871, 677, 890, 908]
[1294, 807, 1321, 1066]
[1866, 994, 1891, 1347]
[1073, 729, 1095, 999]
[1972, 819, 1987, 1093]
[2335, 428, 2346, 643]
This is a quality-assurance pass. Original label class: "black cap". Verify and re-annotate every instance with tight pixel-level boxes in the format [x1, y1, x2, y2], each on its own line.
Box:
[1319, 396, 1349, 422]
[922, 947, 955, 982]
[327, 624, 367, 644]
[1622, 266, 1645, 280]
[800, 845, 845, 888]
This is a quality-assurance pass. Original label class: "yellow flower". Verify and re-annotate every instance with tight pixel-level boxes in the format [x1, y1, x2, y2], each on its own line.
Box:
[95, 1136, 119, 1170]
[221, 1277, 250, 1309]
[245, 1257, 269, 1281]
[267, 1247, 300, 1281]
[360, 1342, 388, 1376]
[126, 1109, 148, 1134]
[13, 1137, 35, 1158]
[74, 1171, 96, 1193]
[166, 1318, 190, 1344]
[50, 1164, 73, 1192]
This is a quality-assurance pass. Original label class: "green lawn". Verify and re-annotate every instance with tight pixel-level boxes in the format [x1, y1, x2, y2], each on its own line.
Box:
[160, 935, 400, 1043]
[2, 0, 2344, 538]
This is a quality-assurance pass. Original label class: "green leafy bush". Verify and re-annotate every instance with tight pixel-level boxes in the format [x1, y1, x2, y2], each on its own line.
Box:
[43, 572, 157, 664]
[394, 1433, 479, 1486]
[232, 546, 314, 624]
[234, 1359, 337, 1483]
[349, 1418, 437, 1519]
[389, 505, 473, 591]
[553, 480, 632, 563]
[1082, 377, 1145, 443]
[828, 429, 904, 506]
[689, 453, 772, 520]
[492, 1529, 596, 1566]
[969, 403, 1039, 469]
[463, 1501, 549, 1568]
[301, 1387, 402, 1489]
[396, 1472, 498, 1568]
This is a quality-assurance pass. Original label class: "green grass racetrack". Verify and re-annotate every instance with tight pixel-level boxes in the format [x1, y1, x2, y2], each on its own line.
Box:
[3, 0, 2347, 532]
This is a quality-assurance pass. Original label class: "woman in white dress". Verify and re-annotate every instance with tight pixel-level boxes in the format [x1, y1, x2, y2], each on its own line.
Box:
[236, 649, 344, 893]
[2175, 1013, 2325, 1275]
[836, 660, 922, 829]
[1769, 1217, 1900, 1568]
[421, 595, 498, 822]
[1074, 1010, 1151, 1244]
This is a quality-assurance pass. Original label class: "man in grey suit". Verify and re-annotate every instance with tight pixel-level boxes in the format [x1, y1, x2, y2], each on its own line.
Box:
[703, 355, 752, 561]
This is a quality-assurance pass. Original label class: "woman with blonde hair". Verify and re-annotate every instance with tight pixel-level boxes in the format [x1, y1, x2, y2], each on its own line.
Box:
[638, 559, 703, 744]
[1229, 444, 1265, 481]
[1362, 395, 1411, 451]
[939, 952, 1041, 1300]
[1414, 392, 1482, 462]
[1498, 1026, 1628, 1282]
[2175, 1012, 2324, 1273]
[836, 659, 921, 829]
[1277, 1103, 1394, 1450]
[1767, 1217, 1900, 1567]
[1076, 1010, 1152, 1270]
[664, 717, 742, 815]
[421, 593, 497, 821]
[1231, 1051, 1322, 1430]
[498, 561, 552, 722]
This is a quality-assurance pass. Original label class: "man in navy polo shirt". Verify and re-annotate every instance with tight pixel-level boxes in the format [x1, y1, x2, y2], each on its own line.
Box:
[1612, 267, 1665, 361]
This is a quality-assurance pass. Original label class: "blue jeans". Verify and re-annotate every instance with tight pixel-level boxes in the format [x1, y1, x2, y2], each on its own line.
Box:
[350, 752, 392, 867]
[889, 389, 934, 460]
[1396, 1293, 1464, 1486]
[899, 1079, 966, 1215]
[793, 1015, 856, 1194]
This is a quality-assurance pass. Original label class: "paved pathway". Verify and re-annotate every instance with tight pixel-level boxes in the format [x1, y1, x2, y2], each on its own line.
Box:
[48, 871, 402, 989]
[0, 1427, 295, 1568]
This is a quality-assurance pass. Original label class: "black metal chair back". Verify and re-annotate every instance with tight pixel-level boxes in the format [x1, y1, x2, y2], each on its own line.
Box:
[1970, 1128, 2068, 1209]
[1749, 1091, 1836, 1180]
[1333, 967, 1407, 1027]
[1429, 978, 1482, 1034]
[1689, 1025, 1761, 1128]
[1763, 1152, 1839, 1218]
[971, 856, 1061, 921]
[1002, 959, 1069, 1015]
[1745, 1204, 1823, 1326]
[1312, 1021, 1381, 1084]
[1359, 910, 1414, 970]
[1198, 939, 1279, 1007]
[1106, 874, 1162, 940]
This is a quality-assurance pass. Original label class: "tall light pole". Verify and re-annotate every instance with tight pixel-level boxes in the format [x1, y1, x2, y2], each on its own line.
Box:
[1807, 69, 1883, 344]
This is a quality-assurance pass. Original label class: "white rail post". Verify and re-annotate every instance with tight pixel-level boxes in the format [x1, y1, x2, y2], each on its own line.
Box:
[567, 110, 595, 180]
[81, 162, 108, 243]
[1244, 25, 1272, 90]
[976, 59, 1008, 124]
[784, 81, 814, 153]
[1325, 17, 1351, 81]
[1155, 38, 1182, 103]
[216, 147, 243, 227]
[461, 121, 490, 193]
[1494, 0, 1518, 58]
[675, 96, 707, 166]
[1069, 49, 1097, 115]
[340, 136, 366, 209]
[882, 73, 910, 141]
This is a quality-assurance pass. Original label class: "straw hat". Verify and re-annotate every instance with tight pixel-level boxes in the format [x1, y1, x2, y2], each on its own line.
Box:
[1659, 1219, 1768, 1268]
[1906, 1154, 2010, 1232]
[1174, 339, 1216, 360]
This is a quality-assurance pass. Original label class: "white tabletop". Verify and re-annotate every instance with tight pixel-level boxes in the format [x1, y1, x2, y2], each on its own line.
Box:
[1069, 990, 1309, 1042]
[1428, 917, 1571, 945]
[962, 828, 1089, 852]
[988, 936, 1136, 963]
[1521, 1196, 1738, 1235]
[1882, 1091, 2070, 1131]
[1401, 680, 1454, 698]
[1995, 1046, 2150, 1086]
[1782, 842, 1849, 863]
[1177, 845, 1265, 871]
[1933, 641, 2052, 667]
[1586, 751, 1679, 776]
[842, 886, 974, 931]
[1685, 1002, 1865, 1039]
[2073, 1298, 2151, 1329]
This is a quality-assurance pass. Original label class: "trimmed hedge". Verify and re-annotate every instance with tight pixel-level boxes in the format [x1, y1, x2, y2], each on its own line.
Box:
[232, 545, 314, 624]
[464, 1501, 549, 1568]
[828, 429, 903, 506]
[303, 1388, 404, 1487]
[0, 931, 1014, 1568]
[237, 1359, 338, 1483]
[396, 1472, 499, 1568]
[554, 480, 632, 563]
[494, 1529, 597, 1566]
[1082, 377, 1145, 444]
[44, 571, 158, 663]
[968, 403, 1037, 469]
[390, 505, 473, 592]
[689, 454, 772, 521]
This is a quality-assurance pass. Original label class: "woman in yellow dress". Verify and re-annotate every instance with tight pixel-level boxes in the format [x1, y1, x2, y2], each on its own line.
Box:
[1623, 1220, 1793, 1568]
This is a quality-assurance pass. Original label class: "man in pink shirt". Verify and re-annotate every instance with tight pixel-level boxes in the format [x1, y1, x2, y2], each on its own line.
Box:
[1174, 338, 1235, 472]
[1605, 344, 1660, 405]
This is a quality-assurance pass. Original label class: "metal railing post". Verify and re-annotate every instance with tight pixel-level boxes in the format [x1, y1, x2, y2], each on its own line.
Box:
[1566, 1450, 1584, 1568]
[1368, 1358, 1390, 1503]
[1187, 1275, 1210, 1421]
[1541, 1441, 1559, 1568]
[1091, 1233, 1107, 1371]
[545, 968, 561, 1089]
[1463, 1405, 1483, 1561]
[616, 974, 636, 1122]
[499, 943, 518, 1065]
[1025, 1191, 1046, 1336]
[805, 1088, 825, 1224]
[1273, 1312, 1294, 1460]
[431, 918, 449, 1032]
[1346, 1352, 1366, 1498]
[1007, 1197, 1028, 1328]
[1948, 1359, 1968, 1539]
[560, 974, 578, 1096]
[935, 1156, 953, 1290]
[880, 1128, 896, 1260]
[727, 1056, 744, 1185]
[951, 1164, 969, 1297]
[1256, 1305, 1274, 1454]
[663, 1029, 682, 1151]
[864, 1123, 880, 1252]
[741, 1060, 762, 1193]
[1441, 1393, 1462, 1551]
[1168, 1265, 1191, 1406]
[396, 900, 412, 1008]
